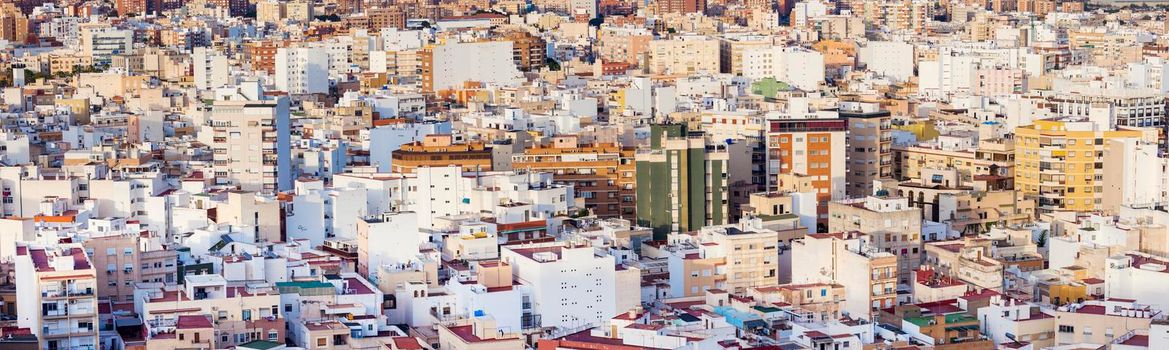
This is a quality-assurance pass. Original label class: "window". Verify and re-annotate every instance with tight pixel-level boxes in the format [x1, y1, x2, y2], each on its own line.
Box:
[316, 338, 327, 347]
[1059, 325, 1075, 333]
[106, 248, 116, 256]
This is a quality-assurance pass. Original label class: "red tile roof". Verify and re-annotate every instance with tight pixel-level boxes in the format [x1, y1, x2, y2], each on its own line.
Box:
[175, 315, 213, 329]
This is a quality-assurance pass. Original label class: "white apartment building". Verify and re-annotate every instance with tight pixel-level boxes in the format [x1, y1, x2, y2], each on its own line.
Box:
[80, 25, 133, 63]
[1126, 57, 1169, 94]
[397, 167, 573, 230]
[361, 121, 452, 173]
[426, 41, 522, 91]
[137, 275, 285, 349]
[918, 49, 979, 98]
[357, 211, 423, 282]
[275, 47, 330, 94]
[977, 295, 1056, 348]
[741, 47, 826, 91]
[286, 179, 368, 246]
[276, 274, 383, 334]
[205, 96, 292, 193]
[1050, 86, 1166, 128]
[859, 41, 915, 82]
[1105, 253, 1169, 314]
[501, 242, 618, 331]
[15, 243, 99, 350]
[791, 0, 831, 27]
[791, 232, 898, 321]
[86, 171, 167, 221]
[193, 47, 230, 90]
[1102, 138, 1169, 212]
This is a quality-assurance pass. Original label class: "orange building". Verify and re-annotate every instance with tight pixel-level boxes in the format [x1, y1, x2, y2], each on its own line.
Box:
[513, 136, 636, 218]
[246, 40, 291, 74]
[767, 119, 847, 223]
[390, 134, 494, 174]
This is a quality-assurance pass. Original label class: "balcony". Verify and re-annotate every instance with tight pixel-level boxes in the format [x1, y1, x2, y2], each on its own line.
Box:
[42, 288, 94, 299]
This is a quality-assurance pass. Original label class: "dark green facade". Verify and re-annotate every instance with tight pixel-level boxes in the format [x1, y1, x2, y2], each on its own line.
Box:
[636, 124, 727, 239]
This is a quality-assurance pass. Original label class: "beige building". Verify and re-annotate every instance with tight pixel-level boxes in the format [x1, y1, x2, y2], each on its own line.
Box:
[718, 35, 773, 75]
[84, 234, 141, 302]
[139, 275, 284, 349]
[748, 283, 846, 323]
[647, 35, 719, 75]
[146, 315, 216, 350]
[1053, 299, 1158, 346]
[216, 191, 283, 244]
[15, 243, 100, 350]
[791, 232, 898, 321]
[205, 96, 291, 193]
[437, 317, 523, 350]
[828, 195, 922, 285]
[923, 238, 1004, 291]
[694, 218, 780, 292]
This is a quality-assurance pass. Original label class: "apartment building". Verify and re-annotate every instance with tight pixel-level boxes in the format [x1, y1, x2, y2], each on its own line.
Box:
[840, 102, 893, 198]
[747, 284, 847, 323]
[923, 238, 1004, 291]
[437, 317, 523, 350]
[1105, 253, 1169, 314]
[1014, 119, 1146, 213]
[0, 3, 29, 44]
[390, 134, 494, 174]
[274, 47, 329, 95]
[15, 243, 100, 350]
[206, 94, 292, 193]
[501, 242, 618, 330]
[694, 218, 780, 292]
[513, 136, 636, 218]
[139, 275, 285, 349]
[828, 195, 922, 285]
[741, 46, 826, 91]
[646, 35, 719, 75]
[791, 232, 898, 321]
[421, 41, 523, 92]
[597, 27, 652, 66]
[653, 0, 705, 13]
[718, 35, 773, 75]
[635, 124, 731, 237]
[503, 30, 547, 71]
[146, 315, 215, 349]
[193, 47, 229, 90]
[80, 25, 133, 64]
[766, 117, 847, 223]
[1052, 299, 1159, 346]
[977, 295, 1055, 349]
[245, 40, 291, 74]
[1050, 86, 1166, 128]
[1101, 138, 1169, 212]
[660, 241, 727, 298]
[83, 234, 142, 302]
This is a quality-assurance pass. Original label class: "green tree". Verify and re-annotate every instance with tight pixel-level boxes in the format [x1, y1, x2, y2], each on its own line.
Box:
[1037, 230, 1048, 248]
